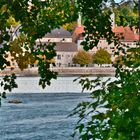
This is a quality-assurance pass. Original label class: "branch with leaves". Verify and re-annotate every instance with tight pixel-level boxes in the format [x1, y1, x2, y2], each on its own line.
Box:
[0, 0, 77, 103]
[71, 0, 140, 139]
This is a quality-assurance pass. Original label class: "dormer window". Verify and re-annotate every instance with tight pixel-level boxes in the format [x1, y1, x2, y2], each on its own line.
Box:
[61, 38, 65, 42]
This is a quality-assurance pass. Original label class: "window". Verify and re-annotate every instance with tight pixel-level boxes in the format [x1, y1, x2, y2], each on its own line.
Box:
[62, 38, 65, 42]
[127, 43, 131, 46]
[57, 55, 61, 60]
[110, 47, 114, 49]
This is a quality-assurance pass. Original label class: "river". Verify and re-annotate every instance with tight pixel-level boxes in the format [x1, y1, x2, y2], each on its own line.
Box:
[0, 77, 91, 140]
[0, 76, 115, 140]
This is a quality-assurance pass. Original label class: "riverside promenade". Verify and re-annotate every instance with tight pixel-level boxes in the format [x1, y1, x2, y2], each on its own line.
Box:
[0, 67, 115, 77]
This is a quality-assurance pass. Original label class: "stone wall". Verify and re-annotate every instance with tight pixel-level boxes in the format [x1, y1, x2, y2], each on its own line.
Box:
[0, 67, 115, 77]
[52, 67, 115, 76]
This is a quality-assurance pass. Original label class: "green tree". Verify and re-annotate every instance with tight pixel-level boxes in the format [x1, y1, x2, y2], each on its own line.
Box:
[0, 0, 140, 140]
[0, 0, 77, 102]
[114, 55, 124, 65]
[62, 21, 77, 32]
[71, 0, 140, 140]
[113, 1, 138, 27]
[93, 48, 111, 65]
[72, 51, 92, 66]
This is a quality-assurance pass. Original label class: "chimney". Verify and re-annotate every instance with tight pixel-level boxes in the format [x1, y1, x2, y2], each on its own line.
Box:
[77, 12, 82, 27]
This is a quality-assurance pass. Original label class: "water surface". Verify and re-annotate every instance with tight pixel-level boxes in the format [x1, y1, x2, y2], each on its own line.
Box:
[0, 92, 89, 140]
[0, 76, 114, 140]
[9, 77, 84, 93]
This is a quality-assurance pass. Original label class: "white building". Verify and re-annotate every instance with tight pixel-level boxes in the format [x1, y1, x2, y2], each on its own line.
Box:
[73, 25, 139, 62]
[36, 27, 77, 67]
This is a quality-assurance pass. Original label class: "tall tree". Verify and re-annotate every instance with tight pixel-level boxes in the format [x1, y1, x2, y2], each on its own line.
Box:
[93, 48, 112, 65]
[0, 1, 140, 139]
[72, 51, 92, 66]
[113, 0, 138, 27]
[71, 0, 140, 140]
[0, 0, 77, 101]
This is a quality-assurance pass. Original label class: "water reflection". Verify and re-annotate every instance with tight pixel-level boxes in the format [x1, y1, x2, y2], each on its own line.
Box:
[10, 77, 84, 93]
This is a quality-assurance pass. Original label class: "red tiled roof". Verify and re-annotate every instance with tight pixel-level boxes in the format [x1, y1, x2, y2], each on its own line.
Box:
[112, 26, 125, 33]
[73, 25, 139, 42]
[134, 34, 139, 41]
[72, 26, 85, 42]
[113, 26, 139, 41]
[74, 26, 85, 35]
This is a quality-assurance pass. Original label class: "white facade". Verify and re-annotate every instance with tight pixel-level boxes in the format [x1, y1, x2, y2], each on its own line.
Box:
[55, 52, 77, 67]
[36, 27, 78, 67]
[36, 38, 72, 43]
[77, 36, 138, 62]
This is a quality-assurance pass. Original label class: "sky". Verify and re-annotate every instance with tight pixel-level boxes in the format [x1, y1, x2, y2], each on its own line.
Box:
[115, 0, 122, 3]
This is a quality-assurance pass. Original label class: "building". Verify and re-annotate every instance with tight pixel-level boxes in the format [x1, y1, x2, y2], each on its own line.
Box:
[36, 27, 78, 67]
[73, 25, 139, 62]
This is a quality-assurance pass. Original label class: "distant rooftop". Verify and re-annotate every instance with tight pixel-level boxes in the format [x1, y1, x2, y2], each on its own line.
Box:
[113, 26, 139, 41]
[73, 25, 139, 42]
[45, 27, 72, 38]
[55, 42, 77, 52]
[72, 26, 84, 42]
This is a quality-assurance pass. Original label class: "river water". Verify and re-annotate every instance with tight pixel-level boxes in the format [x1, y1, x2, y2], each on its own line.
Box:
[0, 77, 91, 140]
[8, 77, 85, 93]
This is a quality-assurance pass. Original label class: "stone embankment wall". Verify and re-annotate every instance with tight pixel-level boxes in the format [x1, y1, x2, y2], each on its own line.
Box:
[0, 67, 115, 77]
[0, 68, 38, 77]
[52, 67, 115, 76]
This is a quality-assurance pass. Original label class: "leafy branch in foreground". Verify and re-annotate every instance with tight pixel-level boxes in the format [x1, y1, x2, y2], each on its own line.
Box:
[70, 0, 140, 139]
[72, 59, 140, 139]
[0, 73, 17, 106]
[0, 0, 77, 103]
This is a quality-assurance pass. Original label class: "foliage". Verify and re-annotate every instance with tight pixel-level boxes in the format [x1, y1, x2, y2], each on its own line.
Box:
[0, 0, 77, 102]
[93, 48, 112, 65]
[79, 0, 118, 51]
[0, 73, 17, 106]
[63, 21, 77, 32]
[114, 55, 124, 65]
[0, 0, 140, 139]
[113, 0, 138, 28]
[70, 0, 140, 140]
[72, 46, 140, 139]
[72, 51, 92, 66]
[7, 16, 20, 28]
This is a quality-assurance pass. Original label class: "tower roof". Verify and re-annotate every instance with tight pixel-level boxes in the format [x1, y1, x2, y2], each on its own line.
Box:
[45, 27, 72, 38]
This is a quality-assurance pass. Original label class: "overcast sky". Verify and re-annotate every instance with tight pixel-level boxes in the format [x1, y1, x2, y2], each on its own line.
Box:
[115, 0, 122, 3]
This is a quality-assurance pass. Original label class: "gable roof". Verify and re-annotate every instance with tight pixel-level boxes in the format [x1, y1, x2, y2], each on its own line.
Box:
[45, 27, 72, 38]
[72, 26, 85, 42]
[113, 26, 138, 41]
[73, 25, 139, 42]
[55, 42, 77, 52]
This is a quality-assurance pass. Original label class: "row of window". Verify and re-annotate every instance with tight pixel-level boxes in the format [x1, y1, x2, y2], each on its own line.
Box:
[57, 54, 74, 60]
[99, 40, 137, 46]
[56, 63, 73, 67]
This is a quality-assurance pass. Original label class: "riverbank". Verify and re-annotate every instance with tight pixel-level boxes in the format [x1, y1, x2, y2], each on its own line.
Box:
[0, 67, 115, 77]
